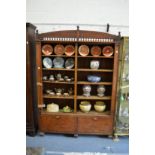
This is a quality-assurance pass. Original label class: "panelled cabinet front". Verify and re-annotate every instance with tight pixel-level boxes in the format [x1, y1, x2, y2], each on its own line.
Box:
[36, 29, 120, 135]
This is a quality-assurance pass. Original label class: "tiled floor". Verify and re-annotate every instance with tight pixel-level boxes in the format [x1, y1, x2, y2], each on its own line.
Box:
[26, 134, 128, 155]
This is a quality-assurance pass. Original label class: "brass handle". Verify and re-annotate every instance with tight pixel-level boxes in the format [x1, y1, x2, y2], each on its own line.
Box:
[93, 117, 98, 121]
[37, 82, 42, 86]
[38, 67, 41, 70]
[55, 116, 60, 119]
[38, 104, 45, 108]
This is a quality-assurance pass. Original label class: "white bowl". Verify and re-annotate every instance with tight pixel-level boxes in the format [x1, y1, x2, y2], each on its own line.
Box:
[94, 102, 106, 112]
[79, 101, 91, 113]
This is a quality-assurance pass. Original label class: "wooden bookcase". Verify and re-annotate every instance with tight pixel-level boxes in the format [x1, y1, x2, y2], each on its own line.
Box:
[36, 28, 120, 136]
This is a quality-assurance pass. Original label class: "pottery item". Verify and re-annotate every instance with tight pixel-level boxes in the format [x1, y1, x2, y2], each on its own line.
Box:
[102, 46, 113, 57]
[66, 78, 71, 82]
[79, 45, 89, 56]
[63, 92, 69, 96]
[42, 44, 53, 55]
[65, 58, 74, 69]
[68, 88, 73, 95]
[47, 103, 59, 112]
[49, 75, 55, 81]
[43, 57, 52, 68]
[59, 78, 64, 82]
[94, 101, 106, 112]
[56, 73, 62, 81]
[43, 76, 48, 80]
[82, 85, 91, 97]
[46, 89, 52, 94]
[54, 44, 64, 55]
[97, 85, 106, 97]
[64, 76, 69, 80]
[79, 101, 91, 113]
[90, 60, 100, 69]
[65, 45, 75, 56]
[87, 75, 101, 82]
[91, 46, 101, 56]
[53, 57, 64, 68]
[63, 105, 72, 112]
[54, 88, 64, 94]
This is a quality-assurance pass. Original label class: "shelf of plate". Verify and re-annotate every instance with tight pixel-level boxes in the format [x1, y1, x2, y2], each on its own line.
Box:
[43, 94, 74, 99]
[41, 110, 75, 115]
[42, 55, 75, 58]
[77, 56, 114, 58]
[43, 80, 74, 84]
[77, 81, 112, 85]
[42, 68, 75, 71]
[77, 69, 113, 72]
[77, 96, 111, 100]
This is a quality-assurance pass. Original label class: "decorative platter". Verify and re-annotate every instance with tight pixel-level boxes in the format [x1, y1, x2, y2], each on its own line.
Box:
[65, 45, 75, 56]
[78, 45, 89, 56]
[54, 44, 65, 55]
[102, 46, 114, 57]
[65, 58, 74, 69]
[43, 57, 52, 68]
[42, 44, 53, 55]
[53, 57, 65, 68]
[91, 46, 101, 56]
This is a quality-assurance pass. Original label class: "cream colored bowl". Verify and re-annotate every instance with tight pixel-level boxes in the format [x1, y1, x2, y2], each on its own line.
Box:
[47, 103, 59, 112]
[79, 101, 91, 113]
[94, 101, 106, 112]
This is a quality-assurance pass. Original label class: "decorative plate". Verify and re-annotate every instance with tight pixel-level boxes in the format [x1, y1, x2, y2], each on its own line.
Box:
[102, 46, 114, 57]
[43, 57, 52, 68]
[42, 44, 53, 55]
[65, 45, 75, 56]
[91, 46, 101, 56]
[54, 44, 65, 55]
[53, 57, 64, 68]
[65, 58, 74, 69]
[78, 45, 89, 56]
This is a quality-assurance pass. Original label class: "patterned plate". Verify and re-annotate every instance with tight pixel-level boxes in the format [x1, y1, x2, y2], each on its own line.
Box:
[54, 44, 65, 55]
[102, 46, 114, 57]
[65, 45, 75, 56]
[42, 44, 53, 55]
[79, 45, 89, 56]
[91, 46, 101, 56]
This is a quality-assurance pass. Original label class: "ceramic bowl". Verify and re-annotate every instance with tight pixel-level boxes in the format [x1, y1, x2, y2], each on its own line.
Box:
[79, 101, 91, 113]
[94, 101, 106, 112]
[87, 75, 101, 82]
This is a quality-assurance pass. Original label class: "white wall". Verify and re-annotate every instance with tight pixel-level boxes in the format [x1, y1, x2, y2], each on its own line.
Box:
[26, 0, 129, 36]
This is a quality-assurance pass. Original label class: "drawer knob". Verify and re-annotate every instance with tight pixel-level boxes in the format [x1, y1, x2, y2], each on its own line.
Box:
[56, 116, 60, 119]
[93, 117, 98, 121]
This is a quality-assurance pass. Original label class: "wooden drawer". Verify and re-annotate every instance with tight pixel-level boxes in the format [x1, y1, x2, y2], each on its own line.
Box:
[39, 114, 76, 133]
[78, 116, 113, 134]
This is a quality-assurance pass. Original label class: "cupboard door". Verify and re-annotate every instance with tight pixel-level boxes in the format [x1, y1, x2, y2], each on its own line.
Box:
[78, 116, 113, 134]
[40, 115, 76, 133]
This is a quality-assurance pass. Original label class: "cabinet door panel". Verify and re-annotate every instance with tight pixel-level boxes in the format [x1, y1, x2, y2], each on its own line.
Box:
[40, 115, 76, 133]
[78, 116, 113, 134]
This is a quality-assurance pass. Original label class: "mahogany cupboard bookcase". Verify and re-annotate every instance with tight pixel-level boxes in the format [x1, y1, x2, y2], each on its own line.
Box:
[36, 28, 120, 136]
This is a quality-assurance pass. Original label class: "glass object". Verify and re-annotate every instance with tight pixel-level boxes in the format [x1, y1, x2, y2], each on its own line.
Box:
[115, 37, 129, 136]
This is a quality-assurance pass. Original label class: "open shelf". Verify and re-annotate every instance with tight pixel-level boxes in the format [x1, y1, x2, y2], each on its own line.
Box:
[78, 56, 114, 58]
[42, 55, 75, 58]
[43, 68, 75, 71]
[43, 80, 74, 84]
[77, 69, 113, 72]
[77, 81, 112, 85]
[76, 110, 111, 116]
[43, 94, 74, 99]
[77, 96, 111, 100]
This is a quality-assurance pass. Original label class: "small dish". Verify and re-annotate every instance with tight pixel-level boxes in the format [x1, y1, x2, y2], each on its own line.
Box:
[53, 57, 64, 68]
[43, 57, 52, 68]
[102, 46, 114, 57]
[87, 75, 101, 82]
[42, 44, 53, 55]
[66, 78, 71, 82]
[54, 44, 65, 55]
[65, 45, 75, 56]
[79, 45, 89, 56]
[91, 46, 101, 56]
[65, 58, 74, 69]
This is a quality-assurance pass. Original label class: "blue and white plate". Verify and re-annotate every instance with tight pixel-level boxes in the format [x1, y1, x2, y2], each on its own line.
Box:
[43, 57, 52, 68]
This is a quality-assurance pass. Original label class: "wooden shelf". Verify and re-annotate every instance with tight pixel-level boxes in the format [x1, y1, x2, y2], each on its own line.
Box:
[77, 96, 111, 100]
[42, 55, 75, 58]
[41, 110, 75, 115]
[43, 68, 75, 71]
[43, 80, 74, 84]
[77, 81, 112, 85]
[78, 56, 114, 58]
[77, 69, 113, 72]
[76, 110, 111, 116]
[43, 94, 74, 99]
